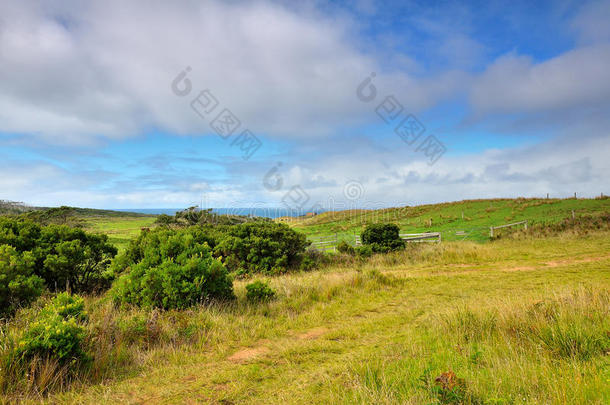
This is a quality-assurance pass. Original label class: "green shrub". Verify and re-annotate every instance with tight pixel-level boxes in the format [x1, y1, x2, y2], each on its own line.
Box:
[0, 245, 45, 317]
[245, 281, 276, 302]
[337, 240, 356, 255]
[300, 248, 326, 271]
[361, 223, 404, 253]
[42, 293, 87, 322]
[111, 229, 234, 309]
[0, 218, 117, 294]
[356, 245, 373, 258]
[213, 222, 310, 275]
[114, 222, 310, 278]
[15, 294, 89, 364]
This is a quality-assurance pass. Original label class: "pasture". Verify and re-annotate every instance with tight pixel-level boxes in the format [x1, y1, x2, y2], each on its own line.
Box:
[45, 231, 610, 404]
[1, 198, 608, 404]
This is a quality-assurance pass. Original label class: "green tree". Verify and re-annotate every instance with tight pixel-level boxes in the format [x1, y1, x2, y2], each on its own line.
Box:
[0, 218, 117, 294]
[0, 245, 44, 317]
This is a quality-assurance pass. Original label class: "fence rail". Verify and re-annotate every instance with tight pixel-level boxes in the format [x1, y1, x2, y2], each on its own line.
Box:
[489, 220, 527, 237]
[309, 234, 338, 252]
[400, 232, 441, 243]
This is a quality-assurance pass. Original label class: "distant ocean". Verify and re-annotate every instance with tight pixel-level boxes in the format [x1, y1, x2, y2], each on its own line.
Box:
[112, 208, 323, 219]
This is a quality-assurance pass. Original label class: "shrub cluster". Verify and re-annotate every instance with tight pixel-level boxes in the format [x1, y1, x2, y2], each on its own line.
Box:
[214, 222, 310, 275]
[361, 223, 405, 253]
[114, 221, 309, 279]
[0, 218, 117, 316]
[111, 229, 234, 309]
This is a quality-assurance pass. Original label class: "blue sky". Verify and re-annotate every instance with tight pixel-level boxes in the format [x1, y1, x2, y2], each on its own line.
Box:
[1, 0, 609, 210]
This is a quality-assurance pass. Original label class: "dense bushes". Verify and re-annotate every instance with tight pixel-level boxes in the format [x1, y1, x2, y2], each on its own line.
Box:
[114, 222, 309, 280]
[0, 218, 117, 316]
[111, 229, 234, 309]
[361, 223, 404, 253]
[156, 207, 272, 226]
[212, 222, 309, 275]
[0, 245, 44, 317]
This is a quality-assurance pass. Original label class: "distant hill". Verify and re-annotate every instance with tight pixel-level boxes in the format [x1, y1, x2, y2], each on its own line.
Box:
[0, 201, 155, 219]
[284, 197, 610, 242]
[0, 200, 35, 215]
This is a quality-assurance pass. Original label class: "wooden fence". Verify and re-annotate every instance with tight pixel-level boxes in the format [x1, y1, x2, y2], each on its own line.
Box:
[354, 232, 441, 245]
[309, 234, 338, 252]
[400, 232, 441, 243]
[312, 230, 442, 252]
[489, 220, 527, 237]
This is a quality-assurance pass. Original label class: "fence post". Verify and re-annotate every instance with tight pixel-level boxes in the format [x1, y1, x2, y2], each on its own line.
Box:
[490, 226, 494, 238]
[524, 221, 527, 231]
[571, 210, 575, 219]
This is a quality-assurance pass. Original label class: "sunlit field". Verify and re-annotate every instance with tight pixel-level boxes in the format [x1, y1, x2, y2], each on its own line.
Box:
[1, 208, 608, 403]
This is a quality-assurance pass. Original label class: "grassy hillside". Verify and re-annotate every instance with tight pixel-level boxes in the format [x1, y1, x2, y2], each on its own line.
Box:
[39, 231, 609, 404]
[282, 197, 610, 243]
[1, 205, 158, 252]
[82, 216, 157, 251]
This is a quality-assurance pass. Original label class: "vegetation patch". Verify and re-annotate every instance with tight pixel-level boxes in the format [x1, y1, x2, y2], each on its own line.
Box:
[111, 228, 234, 309]
[361, 223, 405, 253]
[245, 281, 276, 303]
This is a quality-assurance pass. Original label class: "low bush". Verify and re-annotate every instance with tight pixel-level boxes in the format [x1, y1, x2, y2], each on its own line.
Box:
[300, 247, 327, 271]
[15, 293, 89, 365]
[245, 281, 276, 302]
[337, 240, 356, 255]
[361, 223, 404, 253]
[355, 245, 373, 258]
[111, 229, 234, 309]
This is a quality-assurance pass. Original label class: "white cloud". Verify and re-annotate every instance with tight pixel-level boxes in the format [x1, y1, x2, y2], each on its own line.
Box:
[470, 44, 610, 115]
[0, 0, 460, 144]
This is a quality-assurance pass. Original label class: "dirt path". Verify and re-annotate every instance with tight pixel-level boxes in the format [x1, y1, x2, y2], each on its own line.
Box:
[226, 327, 329, 363]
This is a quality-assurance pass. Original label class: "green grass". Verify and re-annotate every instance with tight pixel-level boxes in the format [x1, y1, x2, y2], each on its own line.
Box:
[2, 200, 609, 403]
[284, 197, 610, 243]
[82, 216, 157, 251]
[1, 230, 605, 404]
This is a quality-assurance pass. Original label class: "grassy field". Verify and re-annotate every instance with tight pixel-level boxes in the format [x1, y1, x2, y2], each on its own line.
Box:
[2, 200, 608, 404]
[75, 198, 610, 250]
[82, 216, 157, 251]
[23, 230, 606, 404]
[282, 197, 610, 243]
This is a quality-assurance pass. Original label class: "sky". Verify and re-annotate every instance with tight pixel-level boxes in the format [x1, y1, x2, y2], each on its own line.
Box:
[1, 0, 609, 210]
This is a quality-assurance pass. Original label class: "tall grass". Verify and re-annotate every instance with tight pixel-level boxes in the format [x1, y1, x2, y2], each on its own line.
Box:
[342, 288, 609, 404]
[1, 231, 609, 403]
